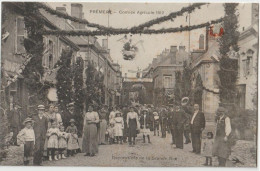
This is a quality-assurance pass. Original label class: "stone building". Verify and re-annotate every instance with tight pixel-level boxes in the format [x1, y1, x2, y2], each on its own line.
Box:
[1, 2, 79, 115]
[237, 3, 259, 110]
[143, 46, 189, 106]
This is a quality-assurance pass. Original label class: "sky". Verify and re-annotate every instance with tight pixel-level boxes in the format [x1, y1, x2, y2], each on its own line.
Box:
[49, 2, 252, 77]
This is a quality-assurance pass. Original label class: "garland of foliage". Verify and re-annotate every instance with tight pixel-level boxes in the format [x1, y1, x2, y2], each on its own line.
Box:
[35, 2, 207, 32]
[85, 61, 105, 110]
[39, 18, 223, 36]
[73, 57, 84, 135]
[56, 48, 73, 124]
[217, 3, 239, 104]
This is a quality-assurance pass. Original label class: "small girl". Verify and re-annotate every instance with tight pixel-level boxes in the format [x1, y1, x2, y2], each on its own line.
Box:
[153, 112, 160, 136]
[106, 123, 115, 145]
[114, 112, 124, 144]
[203, 132, 214, 166]
[58, 125, 68, 159]
[46, 120, 59, 161]
[66, 119, 79, 156]
[17, 118, 35, 165]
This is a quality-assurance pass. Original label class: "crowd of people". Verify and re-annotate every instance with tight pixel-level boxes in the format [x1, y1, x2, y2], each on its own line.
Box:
[12, 98, 233, 167]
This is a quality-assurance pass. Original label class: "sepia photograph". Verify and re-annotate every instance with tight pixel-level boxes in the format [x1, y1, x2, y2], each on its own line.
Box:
[0, 1, 258, 167]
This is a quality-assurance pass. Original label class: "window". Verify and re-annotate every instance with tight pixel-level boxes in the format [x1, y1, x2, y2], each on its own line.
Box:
[48, 54, 53, 69]
[16, 17, 27, 53]
[163, 76, 173, 88]
[243, 56, 253, 76]
[47, 40, 54, 69]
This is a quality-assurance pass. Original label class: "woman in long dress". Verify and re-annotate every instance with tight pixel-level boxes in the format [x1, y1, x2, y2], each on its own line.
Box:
[82, 105, 99, 157]
[98, 106, 108, 145]
[127, 106, 140, 146]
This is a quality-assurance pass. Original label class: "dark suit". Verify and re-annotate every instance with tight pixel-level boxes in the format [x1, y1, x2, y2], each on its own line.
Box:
[140, 114, 152, 129]
[190, 111, 205, 153]
[173, 109, 188, 149]
[32, 115, 48, 165]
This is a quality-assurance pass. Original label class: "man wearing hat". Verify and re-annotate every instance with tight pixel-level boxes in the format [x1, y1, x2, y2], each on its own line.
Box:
[32, 105, 48, 165]
[173, 105, 188, 149]
[10, 102, 23, 145]
[63, 102, 75, 128]
[190, 104, 205, 154]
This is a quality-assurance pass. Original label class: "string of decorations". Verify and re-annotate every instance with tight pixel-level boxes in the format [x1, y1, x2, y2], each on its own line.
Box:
[34, 2, 207, 32]
[39, 17, 223, 36]
[5, 53, 32, 87]
[202, 85, 219, 94]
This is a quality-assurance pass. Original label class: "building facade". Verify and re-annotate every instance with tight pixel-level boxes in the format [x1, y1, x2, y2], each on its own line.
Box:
[237, 4, 259, 110]
[143, 46, 189, 106]
[1, 3, 80, 116]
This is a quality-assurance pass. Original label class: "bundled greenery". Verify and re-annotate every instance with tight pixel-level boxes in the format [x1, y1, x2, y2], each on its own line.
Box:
[218, 3, 239, 104]
[56, 49, 73, 122]
[193, 73, 203, 107]
[85, 61, 105, 110]
[22, 3, 51, 113]
[73, 57, 84, 134]
[174, 71, 182, 105]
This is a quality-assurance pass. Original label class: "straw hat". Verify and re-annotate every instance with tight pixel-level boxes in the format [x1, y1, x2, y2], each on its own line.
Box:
[23, 117, 34, 125]
[37, 105, 45, 110]
[69, 119, 76, 123]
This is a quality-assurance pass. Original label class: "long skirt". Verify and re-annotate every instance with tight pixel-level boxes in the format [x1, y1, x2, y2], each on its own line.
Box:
[82, 123, 98, 154]
[128, 118, 137, 138]
[174, 128, 184, 149]
[98, 119, 107, 144]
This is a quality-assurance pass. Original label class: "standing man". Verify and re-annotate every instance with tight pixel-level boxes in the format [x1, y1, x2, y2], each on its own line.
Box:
[160, 108, 167, 138]
[190, 104, 205, 154]
[173, 105, 188, 149]
[168, 106, 175, 145]
[32, 105, 48, 166]
[212, 107, 232, 167]
[64, 103, 74, 128]
[10, 102, 23, 145]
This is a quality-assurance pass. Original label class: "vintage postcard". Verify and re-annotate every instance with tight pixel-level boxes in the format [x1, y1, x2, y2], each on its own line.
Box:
[0, 1, 258, 167]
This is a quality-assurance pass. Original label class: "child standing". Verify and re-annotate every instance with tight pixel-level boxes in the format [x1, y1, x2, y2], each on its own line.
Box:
[46, 120, 59, 161]
[114, 112, 124, 144]
[153, 112, 160, 136]
[202, 132, 214, 166]
[17, 118, 35, 165]
[66, 119, 79, 156]
[106, 123, 115, 145]
[58, 125, 68, 159]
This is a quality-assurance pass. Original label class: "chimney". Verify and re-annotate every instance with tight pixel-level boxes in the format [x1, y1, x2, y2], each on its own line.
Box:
[179, 46, 186, 51]
[170, 46, 178, 52]
[102, 39, 108, 50]
[71, 3, 83, 29]
[170, 46, 177, 64]
[56, 7, 67, 29]
[56, 7, 66, 14]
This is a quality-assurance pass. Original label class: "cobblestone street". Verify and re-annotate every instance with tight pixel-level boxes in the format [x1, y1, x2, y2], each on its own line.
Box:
[1, 132, 256, 167]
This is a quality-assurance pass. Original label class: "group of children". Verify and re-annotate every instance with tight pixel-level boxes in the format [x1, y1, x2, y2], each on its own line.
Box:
[106, 112, 124, 144]
[17, 118, 79, 165]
